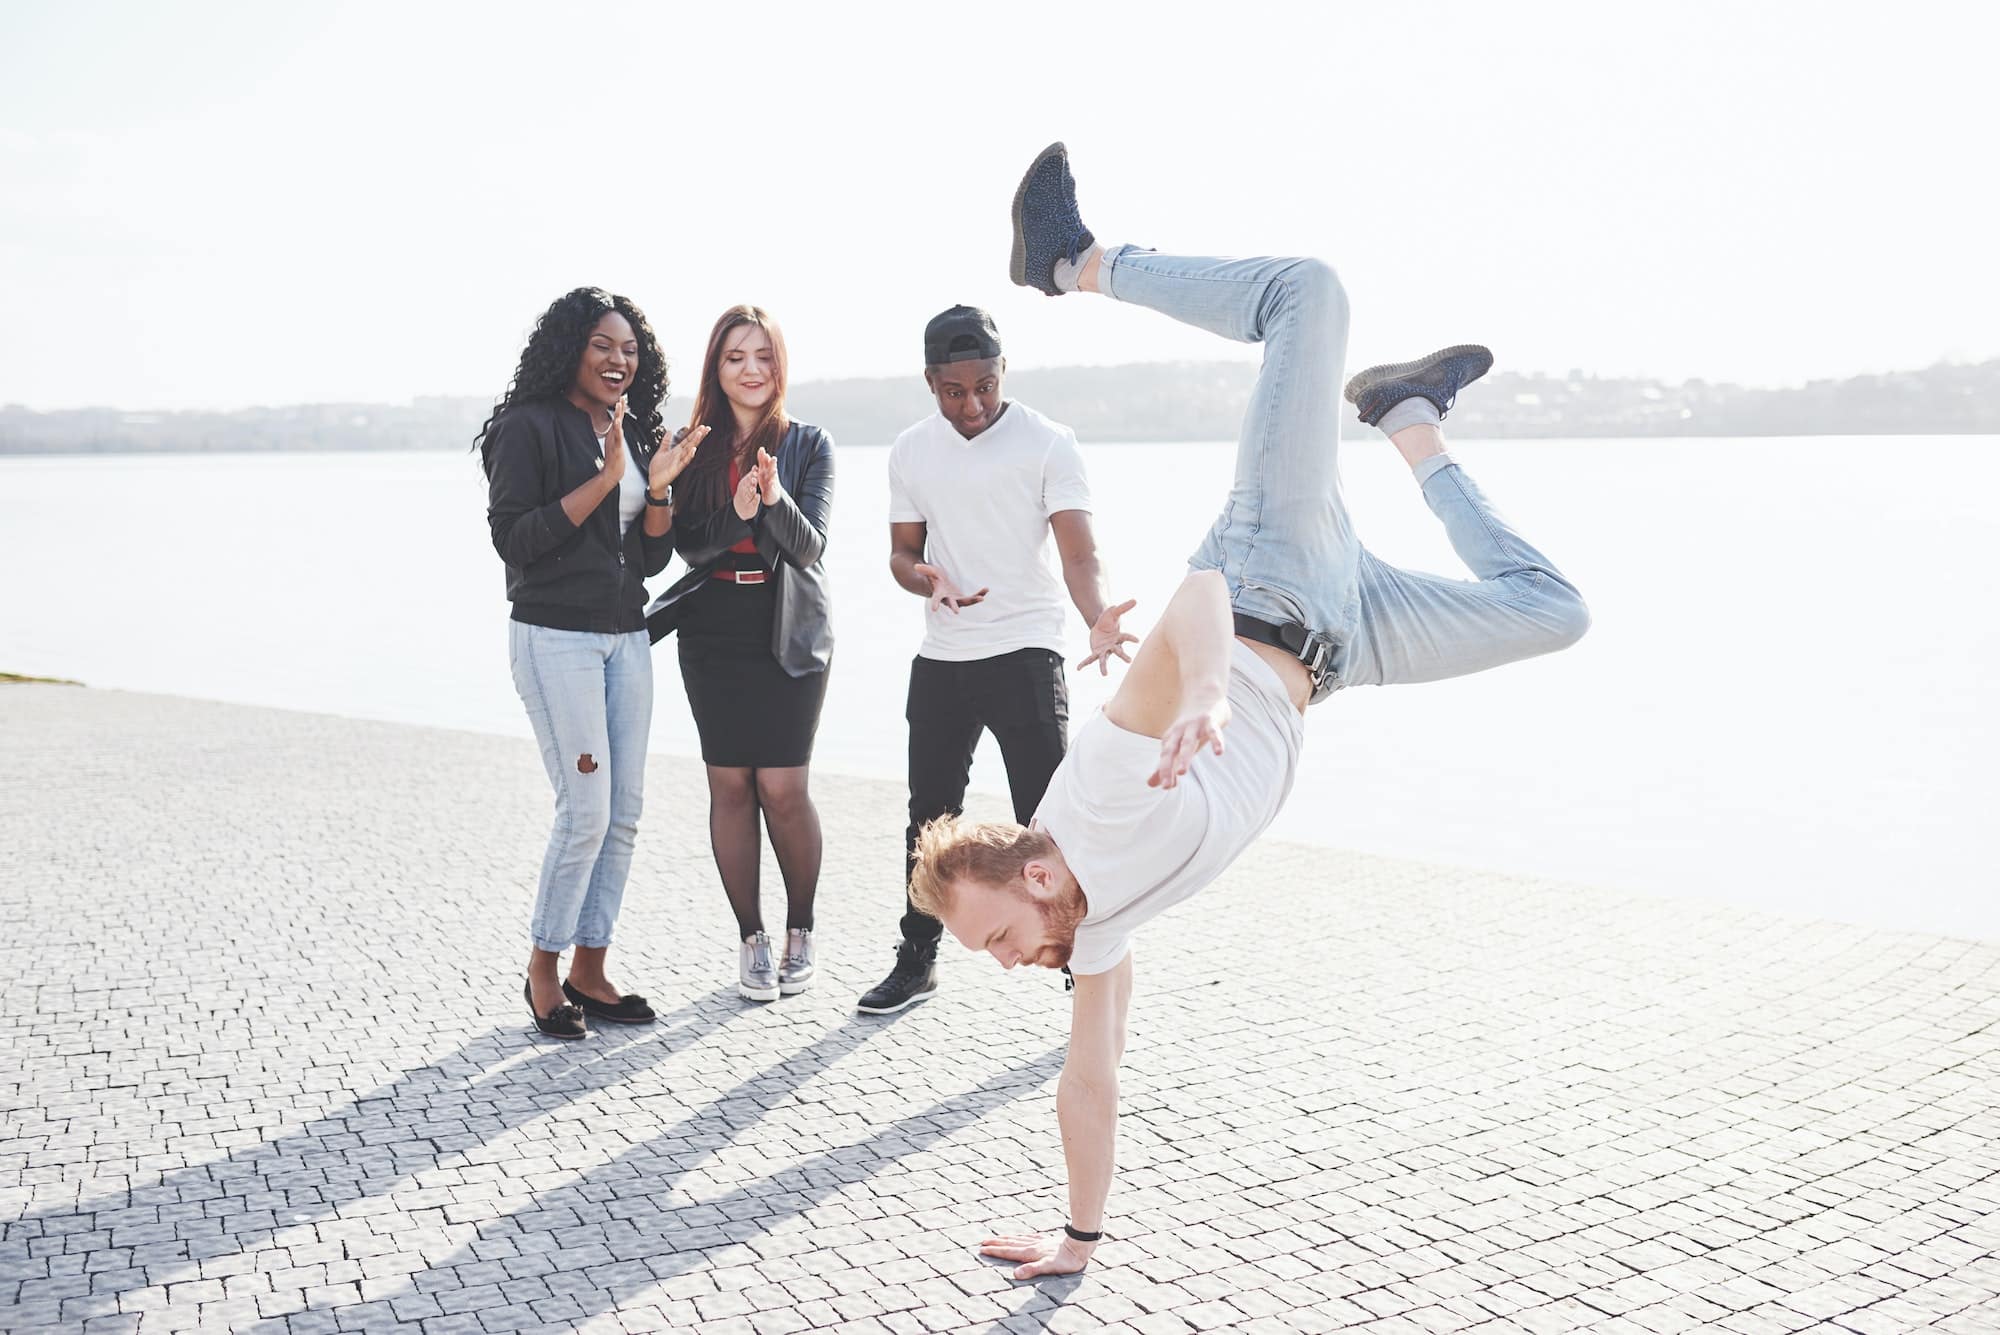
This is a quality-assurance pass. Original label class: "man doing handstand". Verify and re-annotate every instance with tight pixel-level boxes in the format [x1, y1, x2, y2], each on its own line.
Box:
[909, 143, 1591, 1278]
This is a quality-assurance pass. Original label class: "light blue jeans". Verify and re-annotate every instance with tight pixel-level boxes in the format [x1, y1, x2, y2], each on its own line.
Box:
[1100, 247, 1589, 696]
[508, 622, 653, 951]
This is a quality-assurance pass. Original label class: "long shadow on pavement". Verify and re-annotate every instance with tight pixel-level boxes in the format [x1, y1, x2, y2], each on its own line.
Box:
[0, 993, 744, 1330]
[248, 1022, 1068, 1333]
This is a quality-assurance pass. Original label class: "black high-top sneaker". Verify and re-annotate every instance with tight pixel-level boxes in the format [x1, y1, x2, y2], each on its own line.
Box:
[856, 938, 940, 1014]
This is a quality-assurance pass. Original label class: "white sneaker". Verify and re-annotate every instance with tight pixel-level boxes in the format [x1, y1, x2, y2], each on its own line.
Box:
[739, 932, 779, 1002]
[780, 928, 816, 995]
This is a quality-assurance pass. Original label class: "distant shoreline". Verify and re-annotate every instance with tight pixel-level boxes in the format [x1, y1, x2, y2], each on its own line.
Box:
[5, 356, 1996, 454]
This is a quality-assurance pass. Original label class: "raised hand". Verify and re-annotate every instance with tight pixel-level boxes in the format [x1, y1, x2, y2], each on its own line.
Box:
[1149, 702, 1231, 789]
[914, 562, 988, 614]
[599, 398, 628, 485]
[732, 459, 763, 520]
[979, 1231, 1095, 1281]
[756, 447, 780, 505]
[1078, 598, 1138, 675]
[651, 423, 706, 496]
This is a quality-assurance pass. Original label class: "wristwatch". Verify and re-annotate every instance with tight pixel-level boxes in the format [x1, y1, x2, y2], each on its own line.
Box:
[646, 483, 674, 507]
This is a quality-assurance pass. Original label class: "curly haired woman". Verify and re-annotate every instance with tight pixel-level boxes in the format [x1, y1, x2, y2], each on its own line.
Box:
[646, 307, 835, 1002]
[478, 287, 704, 1039]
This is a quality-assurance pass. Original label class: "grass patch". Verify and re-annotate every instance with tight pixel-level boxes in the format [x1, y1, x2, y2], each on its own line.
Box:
[1, 672, 83, 686]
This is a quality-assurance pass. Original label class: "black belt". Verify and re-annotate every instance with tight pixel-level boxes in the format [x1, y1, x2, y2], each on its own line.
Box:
[1233, 613, 1337, 695]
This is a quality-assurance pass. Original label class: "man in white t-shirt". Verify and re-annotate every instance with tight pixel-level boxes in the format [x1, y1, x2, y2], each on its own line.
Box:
[908, 144, 1591, 1278]
[855, 305, 1137, 1015]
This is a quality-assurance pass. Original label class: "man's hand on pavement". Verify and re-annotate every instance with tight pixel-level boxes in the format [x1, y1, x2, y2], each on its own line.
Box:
[979, 1230, 1096, 1280]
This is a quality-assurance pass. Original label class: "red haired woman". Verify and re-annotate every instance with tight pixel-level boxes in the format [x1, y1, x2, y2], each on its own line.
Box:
[647, 307, 834, 1001]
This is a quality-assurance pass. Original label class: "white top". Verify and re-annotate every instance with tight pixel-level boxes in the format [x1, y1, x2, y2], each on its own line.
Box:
[1035, 642, 1307, 975]
[886, 402, 1093, 661]
[611, 435, 645, 534]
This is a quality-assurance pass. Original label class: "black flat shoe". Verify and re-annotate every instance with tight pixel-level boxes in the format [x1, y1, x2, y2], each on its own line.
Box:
[562, 979, 656, 1025]
[525, 978, 587, 1039]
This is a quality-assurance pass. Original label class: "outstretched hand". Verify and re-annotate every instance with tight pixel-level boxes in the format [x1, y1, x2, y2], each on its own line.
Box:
[651, 422, 706, 495]
[915, 562, 988, 614]
[1078, 598, 1138, 675]
[1150, 702, 1230, 789]
[980, 1231, 1095, 1281]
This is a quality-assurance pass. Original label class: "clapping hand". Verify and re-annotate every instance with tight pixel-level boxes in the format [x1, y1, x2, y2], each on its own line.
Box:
[914, 563, 988, 614]
[651, 421, 706, 496]
[599, 398, 628, 485]
[1078, 598, 1138, 675]
[755, 447, 780, 505]
[732, 457, 763, 520]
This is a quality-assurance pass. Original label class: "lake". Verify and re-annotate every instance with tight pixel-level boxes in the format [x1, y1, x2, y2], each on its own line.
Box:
[2, 436, 1995, 941]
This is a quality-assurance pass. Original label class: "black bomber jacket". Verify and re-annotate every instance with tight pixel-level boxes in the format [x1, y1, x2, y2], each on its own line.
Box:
[484, 398, 674, 633]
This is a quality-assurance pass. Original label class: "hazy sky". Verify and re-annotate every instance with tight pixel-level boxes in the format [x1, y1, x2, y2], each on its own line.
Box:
[3, 1, 1995, 411]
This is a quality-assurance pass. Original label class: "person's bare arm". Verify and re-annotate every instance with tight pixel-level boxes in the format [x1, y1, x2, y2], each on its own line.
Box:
[1102, 570, 1235, 786]
[1051, 509, 1136, 675]
[980, 951, 1134, 1278]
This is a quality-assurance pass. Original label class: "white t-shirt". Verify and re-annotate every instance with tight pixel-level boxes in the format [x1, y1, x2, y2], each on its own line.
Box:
[1035, 642, 1307, 975]
[886, 402, 1093, 661]
[612, 435, 646, 534]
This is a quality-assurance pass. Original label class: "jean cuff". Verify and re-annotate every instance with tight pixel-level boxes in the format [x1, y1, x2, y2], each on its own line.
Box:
[1412, 452, 1458, 488]
[1098, 243, 1138, 302]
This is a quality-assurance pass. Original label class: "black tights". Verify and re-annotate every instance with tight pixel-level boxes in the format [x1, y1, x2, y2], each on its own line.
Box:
[705, 764, 821, 940]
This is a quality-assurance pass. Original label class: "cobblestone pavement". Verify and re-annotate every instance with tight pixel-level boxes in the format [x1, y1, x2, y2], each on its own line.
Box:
[3, 684, 1997, 1335]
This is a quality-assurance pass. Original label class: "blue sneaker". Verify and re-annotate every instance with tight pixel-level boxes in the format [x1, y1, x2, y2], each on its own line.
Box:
[1343, 344, 1495, 426]
[1010, 141, 1096, 297]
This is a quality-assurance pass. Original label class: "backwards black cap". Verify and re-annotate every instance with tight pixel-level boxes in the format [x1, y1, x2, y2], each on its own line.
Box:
[924, 305, 1003, 366]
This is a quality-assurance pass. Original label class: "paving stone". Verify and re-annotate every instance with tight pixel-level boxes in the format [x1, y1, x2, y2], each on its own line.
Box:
[1, 684, 1997, 1334]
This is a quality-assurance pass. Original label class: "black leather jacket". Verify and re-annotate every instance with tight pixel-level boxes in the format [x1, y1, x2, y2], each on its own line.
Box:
[645, 421, 834, 676]
[484, 398, 672, 634]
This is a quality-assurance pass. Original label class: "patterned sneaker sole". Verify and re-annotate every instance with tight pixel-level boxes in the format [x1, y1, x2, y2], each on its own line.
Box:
[1009, 141, 1068, 290]
[739, 982, 780, 1002]
[1342, 344, 1494, 405]
[855, 985, 938, 1015]
[779, 975, 814, 996]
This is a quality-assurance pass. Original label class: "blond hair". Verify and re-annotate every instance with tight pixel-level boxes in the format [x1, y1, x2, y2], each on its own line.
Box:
[908, 816, 1054, 920]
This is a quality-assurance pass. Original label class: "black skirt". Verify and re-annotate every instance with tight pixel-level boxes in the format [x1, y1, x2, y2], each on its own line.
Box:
[676, 574, 829, 768]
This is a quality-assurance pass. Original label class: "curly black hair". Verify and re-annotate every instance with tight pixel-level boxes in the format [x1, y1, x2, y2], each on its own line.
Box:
[475, 287, 669, 477]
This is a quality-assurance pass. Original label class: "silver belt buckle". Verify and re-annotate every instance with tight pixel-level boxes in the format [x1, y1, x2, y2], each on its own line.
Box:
[1300, 633, 1336, 696]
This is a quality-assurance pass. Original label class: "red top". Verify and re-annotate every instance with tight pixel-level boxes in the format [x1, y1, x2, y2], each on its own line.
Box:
[726, 459, 759, 556]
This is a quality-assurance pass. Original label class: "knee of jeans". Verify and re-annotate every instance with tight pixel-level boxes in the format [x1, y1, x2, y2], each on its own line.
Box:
[1283, 257, 1348, 325]
[607, 790, 643, 839]
[556, 782, 614, 851]
[1539, 582, 1592, 652]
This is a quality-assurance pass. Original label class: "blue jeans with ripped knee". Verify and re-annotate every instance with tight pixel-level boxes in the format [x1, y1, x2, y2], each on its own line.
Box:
[509, 622, 653, 951]
[1098, 246, 1589, 696]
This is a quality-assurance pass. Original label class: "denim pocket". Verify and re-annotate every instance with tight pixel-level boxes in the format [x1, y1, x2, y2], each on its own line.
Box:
[1237, 579, 1313, 629]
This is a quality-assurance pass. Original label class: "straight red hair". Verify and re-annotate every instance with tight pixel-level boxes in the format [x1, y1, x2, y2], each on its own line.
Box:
[681, 305, 790, 514]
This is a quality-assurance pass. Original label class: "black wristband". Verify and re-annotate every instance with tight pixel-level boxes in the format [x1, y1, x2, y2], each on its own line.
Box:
[1063, 1224, 1102, 1243]
[645, 484, 674, 508]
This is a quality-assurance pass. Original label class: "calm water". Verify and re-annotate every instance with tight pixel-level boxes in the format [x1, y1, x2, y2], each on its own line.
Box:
[3, 438, 1996, 940]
